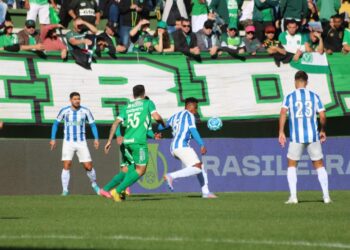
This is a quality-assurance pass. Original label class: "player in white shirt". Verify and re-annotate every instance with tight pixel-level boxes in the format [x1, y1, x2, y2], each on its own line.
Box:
[50, 92, 100, 196]
[279, 71, 331, 204]
[159, 97, 216, 198]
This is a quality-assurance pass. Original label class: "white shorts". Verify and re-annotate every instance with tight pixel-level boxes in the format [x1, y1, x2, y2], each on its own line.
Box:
[62, 141, 92, 163]
[172, 147, 201, 167]
[287, 141, 323, 161]
[26, 3, 50, 25]
[191, 14, 208, 33]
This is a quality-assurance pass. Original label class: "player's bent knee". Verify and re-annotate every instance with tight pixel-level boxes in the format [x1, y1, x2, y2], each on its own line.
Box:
[82, 162, 93, 171]
[136, 166, 146, 176]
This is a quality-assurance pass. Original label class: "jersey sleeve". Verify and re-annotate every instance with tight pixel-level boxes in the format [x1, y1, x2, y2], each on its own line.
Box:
[149, 100, 157, 114]
[187, 112, 196, 129]
[315, 94, 325, 112]
[86, 109, 96, 124]
[281, 95, 289, 109]
[117, 107, 127, 122]
[56, 108, 66, 122]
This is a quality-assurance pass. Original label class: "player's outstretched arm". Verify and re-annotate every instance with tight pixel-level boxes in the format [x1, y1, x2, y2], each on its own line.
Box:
[152, 112, 166, 128]
[104, 118, 122, 154]
[279, 108, 287, 148]
[319, 111, 327, 143]
[89, 122, 99, 149]
[189, 127, 206, 154]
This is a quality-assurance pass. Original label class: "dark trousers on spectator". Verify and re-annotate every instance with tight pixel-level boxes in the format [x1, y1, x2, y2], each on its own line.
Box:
[119, 25, 131, 48]
[253, 21, 273, 43]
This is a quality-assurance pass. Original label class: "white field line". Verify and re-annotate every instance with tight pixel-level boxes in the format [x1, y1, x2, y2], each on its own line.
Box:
[0, 235, 349, 249]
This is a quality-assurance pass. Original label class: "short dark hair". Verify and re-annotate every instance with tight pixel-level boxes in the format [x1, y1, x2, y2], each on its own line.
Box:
[70, 92, 80, 99]
[133, 85, 145, 98]
[185, 97, 198, 106]
[332, 14, 343, 20]
[295, 71, 308, 82]
[286, 19, 298, 26]
[144, 96, 150, 100]
[181, 18, 190, 24]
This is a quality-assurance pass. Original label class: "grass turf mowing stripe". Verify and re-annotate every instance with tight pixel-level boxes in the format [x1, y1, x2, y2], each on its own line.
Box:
[0, 235, 349, 249]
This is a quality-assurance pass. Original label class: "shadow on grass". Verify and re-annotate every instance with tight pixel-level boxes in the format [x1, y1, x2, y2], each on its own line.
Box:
[0, 217, 25, 220]
[0, 248, 127, 250]
[298, 199, 325, 203]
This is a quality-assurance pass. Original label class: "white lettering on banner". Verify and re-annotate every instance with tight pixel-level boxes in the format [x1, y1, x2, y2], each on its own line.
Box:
[194, 62, 332, 118]
[203, 154, 350, 177]
[0, 60, 33, 120]
[37, 62, 179, 121]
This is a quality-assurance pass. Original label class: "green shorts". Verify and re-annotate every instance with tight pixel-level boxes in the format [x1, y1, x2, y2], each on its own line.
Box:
[124, 143, 148, 166]
[119, 144, 134, 168]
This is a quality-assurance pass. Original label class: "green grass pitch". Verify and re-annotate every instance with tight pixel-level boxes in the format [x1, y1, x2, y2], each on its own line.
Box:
[0, 191, 350, 250]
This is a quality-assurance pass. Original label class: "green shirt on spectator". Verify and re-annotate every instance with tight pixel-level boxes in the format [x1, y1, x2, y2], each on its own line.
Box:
[192, 0, 208, 16]
[0, 34, 18, 48]
[343, 28, 350, 45]
[66, 30, 87, 50]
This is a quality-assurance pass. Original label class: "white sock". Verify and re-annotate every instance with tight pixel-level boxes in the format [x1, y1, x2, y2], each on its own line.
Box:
[86, 168, 97, 186]
[197, 165, 210, 195]
[61, 169, 70, 193]
[287, 167, 297, 199]
[317, 167, 329, 199]
[170, 166, 202, 180]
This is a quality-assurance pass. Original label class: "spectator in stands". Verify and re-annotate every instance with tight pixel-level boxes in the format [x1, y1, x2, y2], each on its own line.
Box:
[162, 0, 188, 33]
[220, 22, 245, 54]
[278, 19, 307, 61]
[96, 22, 126, 57]
[68, 0, 101, 26]
[0, 0, 7, 27]
[129, 19, 153, 52]
[306, 0, 319, 23]
[173, 18, 200, 56]
[17, 19, 44, 51]
[252, 0, 279, 42]
[317, 0, 341, 28]
[343, 24, 350, 53]
[40, 23, 67, 59]
[152, 21, 175, 53]
[323, 14, 345, 54]
[24, 0, 56, 28]
[174, 17, 183, 32]
[196, 19, 220, 57]
[209, 0, 243, 29]
[239, 0, 254, 29]
[243, 25, 265, 55]
[340, 0, 350, 20]
[305, 30, 324, 54]
[118, 0, 150, 47]
[0, 21, 19, 51]
[279, 0, 308, 30]
[262, 25, 286, 66]
[191, 0, 208, 33]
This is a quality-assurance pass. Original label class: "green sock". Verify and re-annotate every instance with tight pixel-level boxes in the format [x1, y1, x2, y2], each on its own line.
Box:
[103, 172, 126, 191]
[116, 167, 140, 194]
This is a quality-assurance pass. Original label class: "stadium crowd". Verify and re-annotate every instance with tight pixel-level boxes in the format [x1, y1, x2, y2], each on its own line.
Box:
[0, 0, 350, 68]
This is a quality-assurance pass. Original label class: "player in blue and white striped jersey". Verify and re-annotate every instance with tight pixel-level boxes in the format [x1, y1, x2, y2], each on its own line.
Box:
[50, 92, 100, 196]
[279, 71, 330, 204]
[159, 97, 216, 198]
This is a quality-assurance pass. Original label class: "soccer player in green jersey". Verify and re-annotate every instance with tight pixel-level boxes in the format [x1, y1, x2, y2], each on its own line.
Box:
[104, 85, 165, 202]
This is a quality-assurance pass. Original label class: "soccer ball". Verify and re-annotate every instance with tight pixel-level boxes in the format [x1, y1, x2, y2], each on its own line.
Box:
[207, 117, 223, 131]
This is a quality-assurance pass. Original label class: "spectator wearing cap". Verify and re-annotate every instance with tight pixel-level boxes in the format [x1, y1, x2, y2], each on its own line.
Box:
[129, 19, 153, 52]
[196, 19, 220, 57]
[317, 0, 341, 28]
[40, 23, 67, 59]
[24, 0, 56, 28]
[252, 0, 279, 42]
[220, 22, 245, 54]
[209, 0, 244, 28]
[118, 0, 150, 47]
[342, 24, 350, 53]
[243, 25, 265, 55]
[262, 25, 286, 66]
[191, 0, 209, 33]
[96, 22, 126, 57]
[0, 21, 19, 51]
[279, 0, 308, 31]
[278, 19, 307, 61]
[323, 14, 345, 54]
[17, 19, 44, 51]
[173, 18, 200, 56]
[162, 0, 189, 33]
[68, 0, 101, 26]
[152, 21, 174, 53]
[305, 29, 324, 54]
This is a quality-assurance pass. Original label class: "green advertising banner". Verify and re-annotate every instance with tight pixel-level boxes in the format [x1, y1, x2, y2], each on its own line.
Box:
[0, 52, 349, 124]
